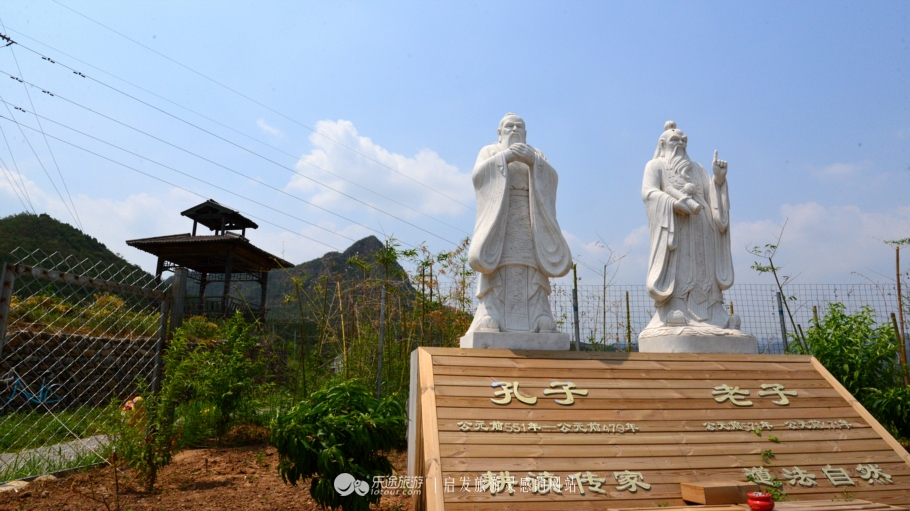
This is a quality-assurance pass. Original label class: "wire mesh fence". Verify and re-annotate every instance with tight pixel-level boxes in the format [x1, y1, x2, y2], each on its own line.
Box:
[0, 248, 167, 483]
[435, 281, 906, 354]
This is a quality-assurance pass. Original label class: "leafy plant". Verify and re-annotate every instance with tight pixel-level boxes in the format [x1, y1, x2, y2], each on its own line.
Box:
[791, 303, 910, 439]
[271, 380, 406, 511]
[761, 449, 776, 464]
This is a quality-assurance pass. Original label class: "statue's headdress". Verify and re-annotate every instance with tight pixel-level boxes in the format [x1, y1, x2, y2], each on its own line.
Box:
[654, 120, 683, 159]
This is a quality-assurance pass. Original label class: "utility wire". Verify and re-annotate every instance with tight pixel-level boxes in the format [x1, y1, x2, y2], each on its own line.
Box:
[0, 17, 82, 231]
[0, 105, 358, 244]
[0, 113, 343, 251]
[0, 48, 459, 246]
[1, 26, 470, 236]
[0, 156, 30, 213]
[45, 1, 475, 212]
[0, 119, 38, 215]
[0, 66, 469, 241]
[0, 132, 35, 214]
[0, 94, 80, 227]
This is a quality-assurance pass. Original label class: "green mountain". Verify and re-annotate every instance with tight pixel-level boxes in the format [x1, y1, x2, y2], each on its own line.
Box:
[0, 212, 150, 279]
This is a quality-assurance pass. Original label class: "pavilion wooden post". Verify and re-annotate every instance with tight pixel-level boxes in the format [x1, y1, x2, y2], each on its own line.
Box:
[198, 271, 208, 315]
[221, 252, 234, 314]
[259, 271, 269, 318]
[170, 267, 188, 333]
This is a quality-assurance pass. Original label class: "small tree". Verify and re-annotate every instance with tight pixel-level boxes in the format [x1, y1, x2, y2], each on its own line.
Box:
[792, 303, 910, 439]
[271, 380, 405, 511]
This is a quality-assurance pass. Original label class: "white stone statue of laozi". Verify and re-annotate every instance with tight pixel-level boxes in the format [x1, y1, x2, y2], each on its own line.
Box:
[638, 121, 757, 353]
[460, 113, 573, 350]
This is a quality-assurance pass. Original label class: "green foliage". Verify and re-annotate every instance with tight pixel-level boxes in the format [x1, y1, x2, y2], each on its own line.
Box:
[0, 212, 149, 274]
[161, 314, 264, 440]
[271, 380, 406, 511]
[792, 303, 910, 438]
[7, 291, 159, 337]
[761, 449, 776, 464]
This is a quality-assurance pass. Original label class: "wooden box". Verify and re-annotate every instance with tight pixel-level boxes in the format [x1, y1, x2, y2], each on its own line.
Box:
[680, 480, 759, 504]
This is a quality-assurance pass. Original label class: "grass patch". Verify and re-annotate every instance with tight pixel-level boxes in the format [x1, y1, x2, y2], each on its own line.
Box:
[0, 406, 107, 452]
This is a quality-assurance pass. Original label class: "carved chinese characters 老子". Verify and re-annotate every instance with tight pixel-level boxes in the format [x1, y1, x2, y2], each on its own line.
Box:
[711, 383, 798, 406]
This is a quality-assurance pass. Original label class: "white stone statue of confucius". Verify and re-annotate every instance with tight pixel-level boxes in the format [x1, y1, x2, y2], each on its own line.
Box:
[639, 120, 755, 353]
[466, 113, 572, 335]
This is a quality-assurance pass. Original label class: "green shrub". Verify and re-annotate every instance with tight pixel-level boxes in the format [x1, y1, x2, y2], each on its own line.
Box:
[271, 380, 406, 511]
[160, 314, 263, 440]
[792, 303, 910, 439]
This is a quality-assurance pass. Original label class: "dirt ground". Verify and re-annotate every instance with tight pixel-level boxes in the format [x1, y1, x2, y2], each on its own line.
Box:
[0, 444, 415, 511]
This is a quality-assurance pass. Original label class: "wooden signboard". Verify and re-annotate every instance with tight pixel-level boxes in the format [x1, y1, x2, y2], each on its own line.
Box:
[407, 348, 910, 510]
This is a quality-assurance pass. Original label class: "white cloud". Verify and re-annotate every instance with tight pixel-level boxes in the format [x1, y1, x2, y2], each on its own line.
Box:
[733, 202, 909, 283]
[256, 119, 283, 137]
[816, 162, 862, 177]
[287, 120, 474, 219]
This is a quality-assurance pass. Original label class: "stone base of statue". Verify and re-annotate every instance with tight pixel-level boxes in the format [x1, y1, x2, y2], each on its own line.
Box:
[460, 331, 571, 350]
[638, 324, 758, 354]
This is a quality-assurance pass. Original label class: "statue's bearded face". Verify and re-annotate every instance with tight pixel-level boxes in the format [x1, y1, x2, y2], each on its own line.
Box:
[498, 116, 527, 146]
[662, 131, 692, 177]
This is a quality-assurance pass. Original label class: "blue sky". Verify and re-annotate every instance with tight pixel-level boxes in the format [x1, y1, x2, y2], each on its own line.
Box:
[0, 0, 907, 286]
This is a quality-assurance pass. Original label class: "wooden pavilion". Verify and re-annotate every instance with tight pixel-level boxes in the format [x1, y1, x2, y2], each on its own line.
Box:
[127, 200, 293, 319]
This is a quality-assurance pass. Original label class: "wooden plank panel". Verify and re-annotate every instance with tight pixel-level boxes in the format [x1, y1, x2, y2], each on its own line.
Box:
[435, 396, 849, 410]
[436, 405, 861, 421]
[435, 385, 844, 399]
[438, 428, 881, 444]
[432, 355, 816, 372]
[438, 439, 896, 458]
[432, 365, 825, 380]
[440, 450, 905, 471]
[410, 348, 910, 510]
[418, 348, 445, 511]
[421, 347, 813, 363]
[434, 375, 836, 389]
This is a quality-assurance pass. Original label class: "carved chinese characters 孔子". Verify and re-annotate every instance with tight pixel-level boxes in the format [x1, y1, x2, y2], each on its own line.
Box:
[543, 382, 589, 405]
[489, 380, 588, 405]
[490, 381, 537, 405]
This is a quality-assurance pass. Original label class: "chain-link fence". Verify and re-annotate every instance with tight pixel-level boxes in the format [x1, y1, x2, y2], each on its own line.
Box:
[436, 281, 906, 354]
[0, 248, 168, 483]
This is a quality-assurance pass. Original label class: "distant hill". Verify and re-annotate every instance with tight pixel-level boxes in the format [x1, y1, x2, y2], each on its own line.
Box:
[228, 235, 413, 320]
[0, 212, 151, 280]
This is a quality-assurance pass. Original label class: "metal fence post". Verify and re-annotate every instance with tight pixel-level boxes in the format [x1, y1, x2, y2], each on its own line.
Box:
[776, 291, 789, 352]
[572, 264, 581, 351]
[377, 285, 386, 399]
[0, 262, 16, 359]
[151, 297, 171, 395]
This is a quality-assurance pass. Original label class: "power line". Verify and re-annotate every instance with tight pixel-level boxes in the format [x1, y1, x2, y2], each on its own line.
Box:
[0, 17, 82, 231]
[0, 94, 81, 228]
[0, 112, 343, 252]
[45, 1, 475, 212]
[0, 156, 30, 213]
[0, 65, 468, 244]
[0, 46, 460, 246]
[0, 105, 358, 245]
[0, 116, 35, 213]
[1, 26, 471, 236]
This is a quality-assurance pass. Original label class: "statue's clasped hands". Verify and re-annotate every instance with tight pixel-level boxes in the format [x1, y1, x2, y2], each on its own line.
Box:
[505, 143, 535, 166]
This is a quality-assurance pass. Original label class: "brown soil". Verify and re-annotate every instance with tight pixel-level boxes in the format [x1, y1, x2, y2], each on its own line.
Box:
[0, 444, 415, 511]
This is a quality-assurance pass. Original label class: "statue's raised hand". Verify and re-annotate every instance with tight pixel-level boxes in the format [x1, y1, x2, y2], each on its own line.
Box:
[712, 150, 727, 184]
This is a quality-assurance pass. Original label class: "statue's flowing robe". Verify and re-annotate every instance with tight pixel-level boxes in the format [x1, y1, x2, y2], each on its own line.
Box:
[642, 158, 733, 328]
[467, 144, 571, 332]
